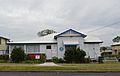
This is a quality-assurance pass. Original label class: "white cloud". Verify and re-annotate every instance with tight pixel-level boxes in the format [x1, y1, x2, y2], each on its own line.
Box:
[0, 0, 120, 46]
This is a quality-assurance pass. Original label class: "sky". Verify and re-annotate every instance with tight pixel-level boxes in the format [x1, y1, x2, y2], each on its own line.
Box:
[0, 0, 120, 46]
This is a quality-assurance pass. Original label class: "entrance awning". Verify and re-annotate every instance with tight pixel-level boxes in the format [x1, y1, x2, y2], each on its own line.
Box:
[63, 40, 79, 46]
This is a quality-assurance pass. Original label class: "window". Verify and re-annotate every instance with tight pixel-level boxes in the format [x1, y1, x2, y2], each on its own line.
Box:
[26, 45, 40, 53]
[46, 45, 51, 49]
[114, 50, 117, 54]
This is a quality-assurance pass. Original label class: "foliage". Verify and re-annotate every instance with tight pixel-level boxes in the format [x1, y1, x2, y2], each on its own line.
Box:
[37, 29, 56, 37]
[98, 56, 104, 63]
[0, 55, 9, 60]
[52, 57, 64, 63]
[40, 54, 46, 63]
[112, 36, 120, 42]
[100, 47, 107, 51]
[25, 54, 46, 64]
[11, 47, 26, 63]
[84, 56, 92, 63]
[64, 47, 86, 63]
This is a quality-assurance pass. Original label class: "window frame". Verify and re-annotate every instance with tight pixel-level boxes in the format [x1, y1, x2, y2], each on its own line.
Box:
[46, 45, 51, 49]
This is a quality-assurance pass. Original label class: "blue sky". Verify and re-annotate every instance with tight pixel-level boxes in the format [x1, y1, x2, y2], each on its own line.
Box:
[0, 0, 120, 46]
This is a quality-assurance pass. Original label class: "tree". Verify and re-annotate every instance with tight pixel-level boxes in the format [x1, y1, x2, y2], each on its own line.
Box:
[113, 36, 120, 42]
[64, 47, 86, 63]
[11, 47, 26, 63]
[37, 29, 56, 37]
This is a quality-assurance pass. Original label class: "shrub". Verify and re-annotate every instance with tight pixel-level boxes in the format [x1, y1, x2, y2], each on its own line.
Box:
[98, 56, 104, 63]
[40, 54, 46, 63]
[24, 54, 46, 64]
[52, 57, 64, 63]
[0, 55, 9, 60]
[84, 56, 91, 63]
[64, 47, 86, 63]
[11, 47, 26, 63]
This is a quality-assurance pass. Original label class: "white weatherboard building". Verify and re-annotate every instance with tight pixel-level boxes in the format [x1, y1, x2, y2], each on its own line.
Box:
[8, 29, 103, 60]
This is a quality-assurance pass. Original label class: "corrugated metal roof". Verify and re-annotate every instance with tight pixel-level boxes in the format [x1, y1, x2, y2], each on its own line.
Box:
[8, 33, 57, 44]
[84, 36, 103, 43]
[8, 30, 102, 44]
[112, 42, 120, 46]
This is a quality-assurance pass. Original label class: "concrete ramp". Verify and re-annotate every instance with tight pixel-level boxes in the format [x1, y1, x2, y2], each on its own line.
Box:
[35, 62, 59, 66]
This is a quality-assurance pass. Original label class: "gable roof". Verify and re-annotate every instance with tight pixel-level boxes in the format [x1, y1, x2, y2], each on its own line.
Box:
[8, 29, 103, 44]
[54, 29, 87, 39]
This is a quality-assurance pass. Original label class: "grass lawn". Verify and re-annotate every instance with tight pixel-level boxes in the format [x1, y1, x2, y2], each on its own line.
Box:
[0, 62, 120, 71]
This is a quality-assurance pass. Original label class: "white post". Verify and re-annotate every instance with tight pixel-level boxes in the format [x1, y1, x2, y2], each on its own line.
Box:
[24, 45, 27, 54]
[8, 45, 11, 58]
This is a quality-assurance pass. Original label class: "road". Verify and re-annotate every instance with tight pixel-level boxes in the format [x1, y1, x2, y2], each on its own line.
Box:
[0, 72, 120, 76]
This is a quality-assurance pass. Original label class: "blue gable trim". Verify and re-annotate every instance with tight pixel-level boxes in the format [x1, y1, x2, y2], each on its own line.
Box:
[54, 29, 87, 39]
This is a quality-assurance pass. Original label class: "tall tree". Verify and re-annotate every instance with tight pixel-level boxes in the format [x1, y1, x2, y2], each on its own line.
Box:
[113, 36, 120, 42]
[37, 29, 56, 37]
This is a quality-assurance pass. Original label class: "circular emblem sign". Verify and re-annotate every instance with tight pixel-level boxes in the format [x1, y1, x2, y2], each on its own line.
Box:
[59, 47, 64, 51]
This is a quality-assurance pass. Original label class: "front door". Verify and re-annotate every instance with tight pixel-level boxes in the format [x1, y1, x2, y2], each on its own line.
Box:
[46, 45, 52, 60]
[46, 50, 52, 60]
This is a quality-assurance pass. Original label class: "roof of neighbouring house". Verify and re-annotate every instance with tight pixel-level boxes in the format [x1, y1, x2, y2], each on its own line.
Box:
[0, 36, 9, 40]
[112, 42, 120, 46]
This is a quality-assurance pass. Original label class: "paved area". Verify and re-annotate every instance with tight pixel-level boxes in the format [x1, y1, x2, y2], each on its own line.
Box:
[35, 62, 60, 66]
[0, 72, 120, 76]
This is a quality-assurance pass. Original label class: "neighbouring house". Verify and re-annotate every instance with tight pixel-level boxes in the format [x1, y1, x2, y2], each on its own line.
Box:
[112, 42, 120, 55]
[8, 29, 103, 60]
[0, 36, 9, 55]
[100, 46, 112, 57]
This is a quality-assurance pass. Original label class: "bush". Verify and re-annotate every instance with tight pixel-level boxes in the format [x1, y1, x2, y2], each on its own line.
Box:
[40, 54, 46, 63]
[64, 47, 86, 63]
[11, 47, 26, 63]
[84, 56, 91, 63]
[98, 56, 104, 63]
[24, 59, 45, 64]
[24, 54, 46, 64]
[52, 57, 64, 63]
[0, 55, 9, 60]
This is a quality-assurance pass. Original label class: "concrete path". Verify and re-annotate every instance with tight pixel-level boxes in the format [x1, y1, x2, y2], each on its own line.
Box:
[35, 62, 60, 66]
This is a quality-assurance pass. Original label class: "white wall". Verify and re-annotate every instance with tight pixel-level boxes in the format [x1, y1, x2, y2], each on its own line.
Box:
[9, 44, 58, 59]
[57, 36, 85, 58]
[84, 43, 101, 59]
[39, 44, 58, 59]
[8, 42, 101, 60]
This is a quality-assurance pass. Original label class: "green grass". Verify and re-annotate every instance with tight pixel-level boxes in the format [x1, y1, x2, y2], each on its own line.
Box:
[0, 63, 120, 71]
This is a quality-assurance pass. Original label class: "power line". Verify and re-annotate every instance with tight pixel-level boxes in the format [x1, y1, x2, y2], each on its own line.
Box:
[86, 20, 120, 34]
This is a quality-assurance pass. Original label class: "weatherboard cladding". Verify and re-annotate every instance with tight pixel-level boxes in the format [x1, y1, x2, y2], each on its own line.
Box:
[54, 29, 87, 39]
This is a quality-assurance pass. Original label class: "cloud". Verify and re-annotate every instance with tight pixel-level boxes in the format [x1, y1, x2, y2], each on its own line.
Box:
[0, 0, 120, 46]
